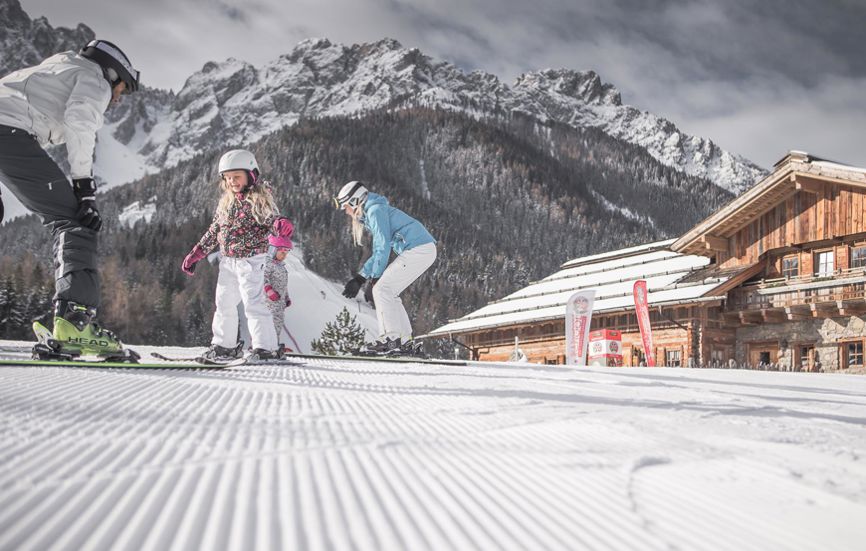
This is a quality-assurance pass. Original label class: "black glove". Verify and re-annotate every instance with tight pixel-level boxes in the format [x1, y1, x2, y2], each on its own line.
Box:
[364, 278, 379, 306]
[72, 178, 102, 231]
[342, 274, 366, 298]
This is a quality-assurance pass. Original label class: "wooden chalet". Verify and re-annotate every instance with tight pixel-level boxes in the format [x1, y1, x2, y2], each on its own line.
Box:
[428, 151, 866, 371]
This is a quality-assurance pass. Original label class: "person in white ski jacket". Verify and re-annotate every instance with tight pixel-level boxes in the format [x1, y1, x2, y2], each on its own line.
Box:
[0, 40, 140, 356]
[336, 181, 437, 354]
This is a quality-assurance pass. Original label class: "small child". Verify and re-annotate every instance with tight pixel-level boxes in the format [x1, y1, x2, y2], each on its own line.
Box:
[181, 149, 293, 361]
[264, 233, 293, 349]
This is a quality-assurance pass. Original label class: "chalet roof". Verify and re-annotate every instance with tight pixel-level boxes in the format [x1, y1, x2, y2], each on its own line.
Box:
[672, 151, 866, 256]
[427, 240, 748, 337]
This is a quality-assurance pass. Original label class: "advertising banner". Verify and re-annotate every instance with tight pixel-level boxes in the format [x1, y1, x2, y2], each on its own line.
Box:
[633, 280, 656, 367]
[565, 290, 596, 366]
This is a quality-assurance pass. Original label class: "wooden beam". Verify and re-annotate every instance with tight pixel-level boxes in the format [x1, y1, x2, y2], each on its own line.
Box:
[762, 309, 787, 324]
[785, 306, 811, 321]
[739, 311, 763, 326]
[702, 234, 729, 253]
[838, 300, 866, 316]
[810, 302, 839, 318]
[795, 178, 823, 194]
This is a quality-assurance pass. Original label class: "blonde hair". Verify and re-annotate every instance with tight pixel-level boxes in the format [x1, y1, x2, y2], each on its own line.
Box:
[215, 177, 278, 225]
[348, 205, 366, 246]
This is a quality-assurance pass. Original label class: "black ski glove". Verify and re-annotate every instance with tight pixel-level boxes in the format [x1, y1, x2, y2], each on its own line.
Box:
[364, 277, 379, 306]
[72, 178, 102, 231]
[342, 273, 366, 298]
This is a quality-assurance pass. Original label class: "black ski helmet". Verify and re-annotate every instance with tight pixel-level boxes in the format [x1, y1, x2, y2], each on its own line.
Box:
[80, 39, 140, 93]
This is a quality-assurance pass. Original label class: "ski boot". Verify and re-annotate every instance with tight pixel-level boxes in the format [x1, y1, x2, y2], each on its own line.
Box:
[248, 345, 285, 362]
[356, 337, 403, 357]
[32, 301, 138, 362]
[398, 338, 428, 359]
[201, 342, 245, 362]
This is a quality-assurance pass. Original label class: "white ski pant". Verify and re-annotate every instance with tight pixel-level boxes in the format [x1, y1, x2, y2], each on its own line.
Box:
[373, 242, 437, 341]
[211, 255, 278, 351]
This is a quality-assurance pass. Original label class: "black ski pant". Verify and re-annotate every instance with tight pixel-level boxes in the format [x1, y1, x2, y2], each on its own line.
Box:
[0, 124, 100, 308]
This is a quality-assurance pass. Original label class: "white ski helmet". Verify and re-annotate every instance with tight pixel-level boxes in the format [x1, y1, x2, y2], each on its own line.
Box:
[80, 39, 140, 92]
[335, 181, 368, 208]
[218, 149, 260, 183]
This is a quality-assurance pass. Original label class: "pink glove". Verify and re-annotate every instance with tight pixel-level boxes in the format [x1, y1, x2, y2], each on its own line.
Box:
[273, 217, 294, 237]
[264, 284, 280, 302]
[181, 245, 207, 276]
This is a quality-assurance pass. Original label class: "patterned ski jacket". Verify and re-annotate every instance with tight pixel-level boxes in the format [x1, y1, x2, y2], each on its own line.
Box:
[196, 194, 283, 258]
[264, 258, 290, 306]
[360, 193, 436, 279]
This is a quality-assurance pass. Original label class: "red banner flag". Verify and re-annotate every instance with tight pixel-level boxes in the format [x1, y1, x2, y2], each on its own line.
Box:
[633, 280, 656, 367]
[565, 290, 596, 366]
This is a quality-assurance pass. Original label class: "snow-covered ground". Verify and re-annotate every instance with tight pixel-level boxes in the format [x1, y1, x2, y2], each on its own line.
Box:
[1, 345, 865, 551]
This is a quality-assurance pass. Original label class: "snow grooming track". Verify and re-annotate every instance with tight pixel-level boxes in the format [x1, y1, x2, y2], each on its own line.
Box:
[1, 341, 866, 550]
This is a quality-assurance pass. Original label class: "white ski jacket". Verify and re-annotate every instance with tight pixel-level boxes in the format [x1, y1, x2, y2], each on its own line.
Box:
[0, 51, 112, 179]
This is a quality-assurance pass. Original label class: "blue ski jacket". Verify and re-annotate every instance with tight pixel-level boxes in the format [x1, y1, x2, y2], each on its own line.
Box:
[360, 193, 436, 279]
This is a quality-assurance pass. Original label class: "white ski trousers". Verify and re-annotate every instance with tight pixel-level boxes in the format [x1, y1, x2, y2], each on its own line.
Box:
[211, 255, 278, 351]
[372, 242, 437, 340]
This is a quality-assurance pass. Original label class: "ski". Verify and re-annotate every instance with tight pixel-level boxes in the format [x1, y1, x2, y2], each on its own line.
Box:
[283, 351, 468, 367]
[150, 352, 247, 367]
[0, 357, 229, 369]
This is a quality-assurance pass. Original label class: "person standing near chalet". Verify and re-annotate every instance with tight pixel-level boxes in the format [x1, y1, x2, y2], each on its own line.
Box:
[0, 40, 140, 356]
[336, 181, 436, 354]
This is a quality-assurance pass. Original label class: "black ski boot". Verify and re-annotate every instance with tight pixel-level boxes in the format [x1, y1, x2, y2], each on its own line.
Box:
[399, 339, 428, 359]
[201, 342, 244, 362]
[248, 345, 284, 362]
[357, 337, 403, 356]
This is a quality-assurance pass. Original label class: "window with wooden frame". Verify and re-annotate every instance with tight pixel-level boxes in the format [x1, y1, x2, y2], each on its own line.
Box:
[851, 246, 866, 269]
[842, 341, 864, 369]
[814, 250, 834, 276]
[665, 348, 682, 367]
[781, 255, 799, 278]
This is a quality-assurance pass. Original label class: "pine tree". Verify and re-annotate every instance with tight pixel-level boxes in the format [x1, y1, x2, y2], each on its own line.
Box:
[311, 307, 366, 356]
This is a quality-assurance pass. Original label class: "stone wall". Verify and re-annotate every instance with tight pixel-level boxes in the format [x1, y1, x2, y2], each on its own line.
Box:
[735, 315, 866, 371]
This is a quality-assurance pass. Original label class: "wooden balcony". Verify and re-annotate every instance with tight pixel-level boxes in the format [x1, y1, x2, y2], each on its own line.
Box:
[725, 267, 866, 323]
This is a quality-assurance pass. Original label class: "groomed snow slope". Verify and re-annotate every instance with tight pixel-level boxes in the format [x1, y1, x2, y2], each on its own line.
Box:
[1, 343, 865, 550]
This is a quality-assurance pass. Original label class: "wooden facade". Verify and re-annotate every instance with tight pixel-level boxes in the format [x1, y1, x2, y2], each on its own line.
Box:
[431, 152, 866, 371]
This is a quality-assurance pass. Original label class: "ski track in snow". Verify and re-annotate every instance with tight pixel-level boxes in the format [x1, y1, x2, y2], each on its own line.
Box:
[1, 342, 866, 550]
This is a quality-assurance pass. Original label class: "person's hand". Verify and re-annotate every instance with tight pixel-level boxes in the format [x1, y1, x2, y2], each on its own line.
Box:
[364, 278, 379, 305]
[342, 274, 366, 298]
[72, 178, 102, 231]
[264, 284, 280, 301]
[181, 246, 207, 276]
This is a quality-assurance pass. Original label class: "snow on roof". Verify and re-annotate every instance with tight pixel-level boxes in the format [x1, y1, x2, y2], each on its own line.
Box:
[429, 242, 730, 336]
[809, 159, 866, 175]
[560, 238, 676, 269]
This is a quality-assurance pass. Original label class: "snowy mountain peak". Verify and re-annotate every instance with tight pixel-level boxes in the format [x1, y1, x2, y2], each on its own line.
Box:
[0, 0, 94, 77]
[0, 0, 765, 196]
[517, 69, 622, 107]
[98, 36, 763, 193]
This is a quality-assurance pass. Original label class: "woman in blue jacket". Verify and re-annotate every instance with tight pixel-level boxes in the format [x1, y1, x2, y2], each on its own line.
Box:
[336, 181, 437, 352]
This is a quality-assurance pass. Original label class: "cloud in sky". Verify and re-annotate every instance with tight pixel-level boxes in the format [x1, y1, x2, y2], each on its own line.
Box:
[21, 0, 866, 168]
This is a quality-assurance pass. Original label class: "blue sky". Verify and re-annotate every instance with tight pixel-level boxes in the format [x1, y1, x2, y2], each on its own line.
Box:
[23, 0, 866, 168]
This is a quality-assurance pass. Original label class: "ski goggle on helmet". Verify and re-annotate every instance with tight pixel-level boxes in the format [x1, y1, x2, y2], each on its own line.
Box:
[218, 149, 260, 185]
[334, 181, 368, 209]
[80, 39, 140, 93]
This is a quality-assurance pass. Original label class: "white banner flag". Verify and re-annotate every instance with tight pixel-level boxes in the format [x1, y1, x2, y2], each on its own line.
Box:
[565, 290, 596, 366]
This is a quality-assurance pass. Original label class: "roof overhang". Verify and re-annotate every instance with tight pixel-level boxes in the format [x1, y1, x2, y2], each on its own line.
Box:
[672, 152, 866, 257]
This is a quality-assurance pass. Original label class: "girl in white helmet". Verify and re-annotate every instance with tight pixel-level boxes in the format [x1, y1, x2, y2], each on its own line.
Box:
[336, 181, 437, 354]
[181, 149, 294, 361]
